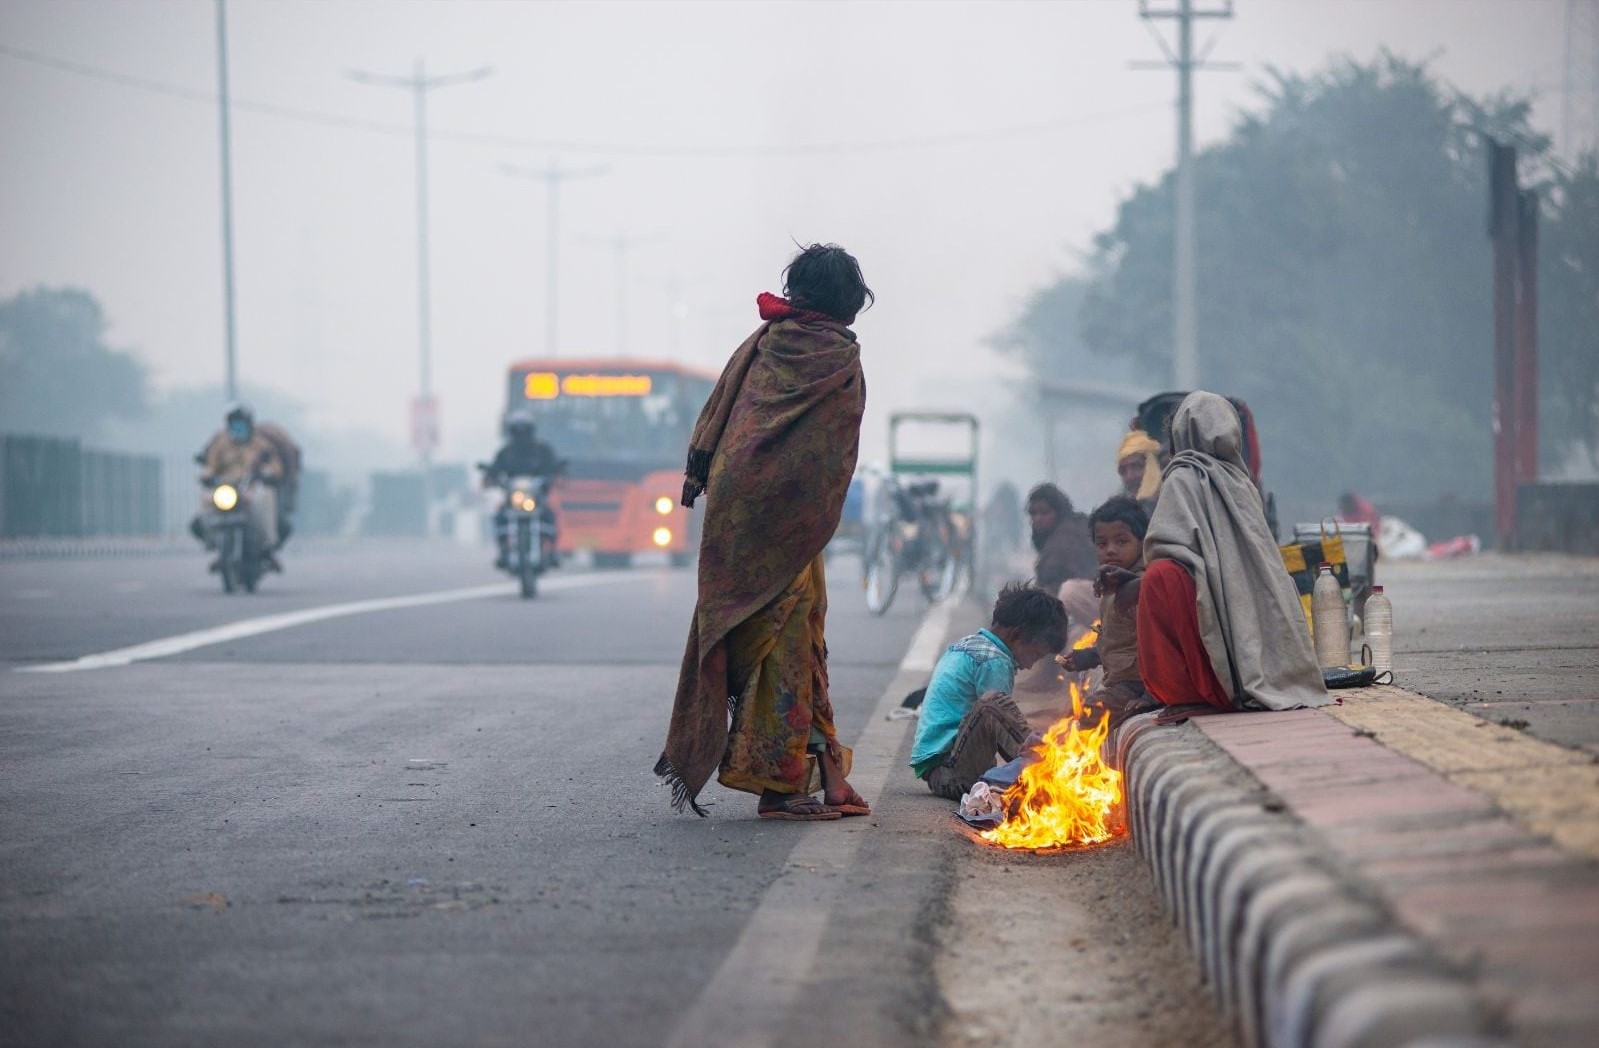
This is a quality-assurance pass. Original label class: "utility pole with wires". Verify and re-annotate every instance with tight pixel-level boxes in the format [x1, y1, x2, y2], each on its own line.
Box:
[579, 231, 663, 357]
[641, 273, 693, 361]
[1135, 0, 1235, 390]
[502, 161, 610, 358]
[214, 0, 238, 402]
[347, 58, 489, 537]
[1566, 0, 1599, 159]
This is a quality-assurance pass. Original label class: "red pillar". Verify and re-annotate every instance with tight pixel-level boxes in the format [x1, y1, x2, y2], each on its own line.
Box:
[1488, 143, 1519, 550]
[1514, 189, 1540, 493]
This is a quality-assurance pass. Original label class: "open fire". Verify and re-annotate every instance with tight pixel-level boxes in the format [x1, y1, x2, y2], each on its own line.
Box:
[978, 626, 1127, 851]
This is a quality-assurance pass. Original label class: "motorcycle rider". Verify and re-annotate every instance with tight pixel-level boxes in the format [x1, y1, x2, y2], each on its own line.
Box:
[196, 414, 301, 552]
[198, 402, 284, 570]
[482, 410, 563, 570]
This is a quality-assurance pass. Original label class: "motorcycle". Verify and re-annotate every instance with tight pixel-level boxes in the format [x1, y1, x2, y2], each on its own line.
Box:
[202, 475, 270, 594]
[480, 466, 558, 599]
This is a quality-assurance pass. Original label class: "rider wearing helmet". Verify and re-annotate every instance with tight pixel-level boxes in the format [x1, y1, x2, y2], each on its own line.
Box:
[484, 411, 563, 569]
[199, 402, 285, 564]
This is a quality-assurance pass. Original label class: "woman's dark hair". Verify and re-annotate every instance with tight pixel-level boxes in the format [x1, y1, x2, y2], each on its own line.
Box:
[1025, 482, 1073, 518]
[990, 581, 1069, 648]
[782, 243, 873, 322]
[1088, 494, 1149, 541]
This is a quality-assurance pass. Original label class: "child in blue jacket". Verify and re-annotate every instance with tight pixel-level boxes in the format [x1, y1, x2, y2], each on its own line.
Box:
[910, 582, 1069, 800]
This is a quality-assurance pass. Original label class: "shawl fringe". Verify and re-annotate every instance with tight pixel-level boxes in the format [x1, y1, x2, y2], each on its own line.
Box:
[682, 448, 713, 508]
[653, 752, 710, 817]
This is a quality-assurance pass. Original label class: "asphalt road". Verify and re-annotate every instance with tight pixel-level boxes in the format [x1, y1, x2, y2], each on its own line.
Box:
[0, 542, 936, 1047]
[9, 542, 1587, 1047]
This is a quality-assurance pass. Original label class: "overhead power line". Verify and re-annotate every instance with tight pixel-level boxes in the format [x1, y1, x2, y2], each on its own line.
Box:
[0, 42, 1168, 159]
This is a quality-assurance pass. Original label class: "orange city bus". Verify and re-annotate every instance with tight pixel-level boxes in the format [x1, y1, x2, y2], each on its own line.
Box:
[505, 358, 716, 566]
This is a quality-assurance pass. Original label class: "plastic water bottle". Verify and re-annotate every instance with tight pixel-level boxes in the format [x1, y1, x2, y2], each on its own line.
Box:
[1365, 585, 1393, 675]
[1312, 562, 1348, 668]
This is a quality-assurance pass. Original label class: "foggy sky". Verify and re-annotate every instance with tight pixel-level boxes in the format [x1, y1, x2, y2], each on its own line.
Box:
[0, 0, 1569, 475]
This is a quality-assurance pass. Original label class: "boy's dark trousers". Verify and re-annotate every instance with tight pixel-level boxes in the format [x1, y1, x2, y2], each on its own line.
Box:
[924, 691, 1029, 800]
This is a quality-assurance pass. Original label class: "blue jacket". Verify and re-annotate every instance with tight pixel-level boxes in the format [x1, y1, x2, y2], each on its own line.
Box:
[909, 629, 1018, 776]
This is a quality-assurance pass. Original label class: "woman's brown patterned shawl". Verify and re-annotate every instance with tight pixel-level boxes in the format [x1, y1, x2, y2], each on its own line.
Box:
[655, 316, 866, 814]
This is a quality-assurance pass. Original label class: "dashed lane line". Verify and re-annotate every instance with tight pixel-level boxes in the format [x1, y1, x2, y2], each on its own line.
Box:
[16, 571, 653, 674]
[664, 596, 958, 1048]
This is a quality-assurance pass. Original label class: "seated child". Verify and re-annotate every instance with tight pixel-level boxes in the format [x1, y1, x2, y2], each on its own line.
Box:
[909, 582, 1069, 800]
[1059, 495, 1156, 724]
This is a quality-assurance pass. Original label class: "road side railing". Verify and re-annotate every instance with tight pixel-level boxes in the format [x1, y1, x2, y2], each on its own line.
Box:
[1, 432, 162, 539]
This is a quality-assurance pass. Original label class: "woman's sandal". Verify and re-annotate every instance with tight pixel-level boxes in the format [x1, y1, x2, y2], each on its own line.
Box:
[813, 750, 870, 817]
[825, 788, 871, 817]
[757, 794, 842, 821]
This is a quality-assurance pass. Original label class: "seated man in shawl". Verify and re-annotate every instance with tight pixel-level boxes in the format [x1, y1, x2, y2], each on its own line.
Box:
[1028, 482, 1096, 597]
[909, 583, 1069, 801]
[1058, 495, 1159, 726]
[1136, 392, 1330, 716]
[1017, 483, 1097, 710]
[656, 244, 874, 821]
[1116, 429, 1163, 516]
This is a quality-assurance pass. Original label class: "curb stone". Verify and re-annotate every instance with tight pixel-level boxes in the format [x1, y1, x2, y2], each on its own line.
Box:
[1113, 713, 1507, 1048]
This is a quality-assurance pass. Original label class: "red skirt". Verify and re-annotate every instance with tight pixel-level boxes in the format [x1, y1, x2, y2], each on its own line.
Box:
[1136, 559, 1232, 710]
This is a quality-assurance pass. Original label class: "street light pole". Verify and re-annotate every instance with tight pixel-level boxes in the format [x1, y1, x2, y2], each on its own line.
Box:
[348, 59, 489, 537]
[413, 58, 433, 420]
[502, 161, 609, 358]
[214, 0, 238, 402]
[578, 231, 662, 357]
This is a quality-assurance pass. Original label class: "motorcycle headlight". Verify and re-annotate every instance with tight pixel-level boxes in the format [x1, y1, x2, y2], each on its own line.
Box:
[212, 484, 238, 511]
[512, 490, 535, 510]
[652, 527, 673, 548]
[655, 496, 674, 516]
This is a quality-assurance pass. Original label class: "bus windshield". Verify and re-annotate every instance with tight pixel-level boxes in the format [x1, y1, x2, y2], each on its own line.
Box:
[507, 366, 713, 473]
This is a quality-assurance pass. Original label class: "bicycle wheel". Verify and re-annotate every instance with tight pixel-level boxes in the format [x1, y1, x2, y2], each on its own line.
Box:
[864, 539, 899, 616]
[921, 551, 959, 603]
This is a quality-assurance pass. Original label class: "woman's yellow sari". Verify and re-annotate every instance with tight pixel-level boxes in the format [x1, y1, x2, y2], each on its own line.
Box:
[719, 554, 851, 796]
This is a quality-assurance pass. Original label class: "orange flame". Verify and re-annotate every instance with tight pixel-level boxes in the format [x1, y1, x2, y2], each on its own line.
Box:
[979, 626, 1126, 851]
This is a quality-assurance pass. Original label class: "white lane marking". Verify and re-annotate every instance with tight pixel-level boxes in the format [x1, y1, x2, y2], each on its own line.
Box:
[665, 597, 959, 1048]
[13, 588, 54, 600]
[901, 597, 957, 673]
[17, 570, 654, 674]
[113, 580, 146, 594]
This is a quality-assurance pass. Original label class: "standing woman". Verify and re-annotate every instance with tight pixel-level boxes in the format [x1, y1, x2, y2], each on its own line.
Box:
[655, 244, 873, 820]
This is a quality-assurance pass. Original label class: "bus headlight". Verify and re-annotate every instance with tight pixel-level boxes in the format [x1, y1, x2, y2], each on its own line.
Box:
[652, 527, 673, 548]
[212, 484, 238, 511]
[654, 496, 674, 516]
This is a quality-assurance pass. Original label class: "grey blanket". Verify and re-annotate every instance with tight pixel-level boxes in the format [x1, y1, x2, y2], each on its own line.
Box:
[1143, 392, 1330, 711]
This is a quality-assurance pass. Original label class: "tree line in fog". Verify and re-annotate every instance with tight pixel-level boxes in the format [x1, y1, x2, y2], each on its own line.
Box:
[999, 53, 1599, 503]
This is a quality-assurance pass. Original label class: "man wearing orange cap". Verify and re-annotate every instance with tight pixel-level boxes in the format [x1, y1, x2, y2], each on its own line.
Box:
[1116, 429, 1163, 514]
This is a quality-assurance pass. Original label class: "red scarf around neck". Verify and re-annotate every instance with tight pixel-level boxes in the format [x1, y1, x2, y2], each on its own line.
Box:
[756, 291, 837, 324]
